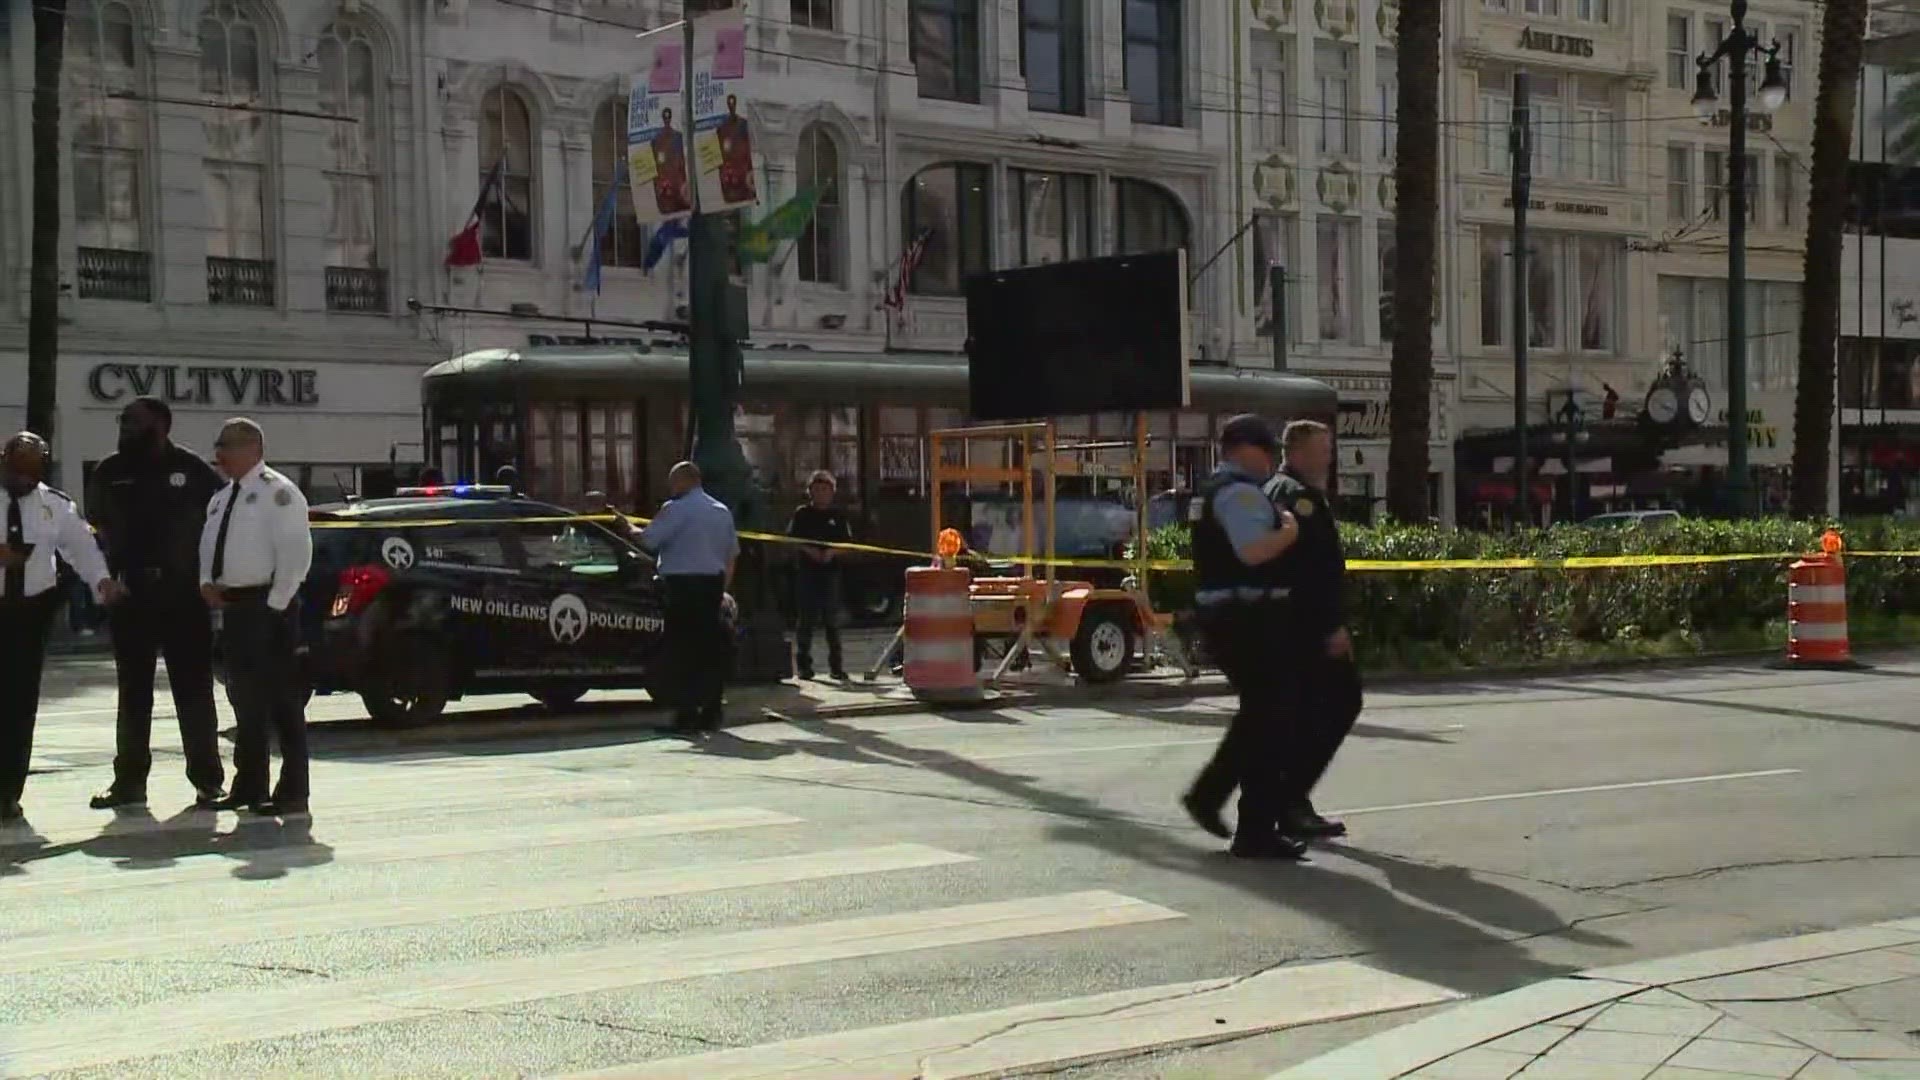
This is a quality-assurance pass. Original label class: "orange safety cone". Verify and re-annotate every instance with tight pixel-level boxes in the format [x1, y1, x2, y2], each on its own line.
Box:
[903, 529, 982, 702]
[1785, 530, 1856, 669]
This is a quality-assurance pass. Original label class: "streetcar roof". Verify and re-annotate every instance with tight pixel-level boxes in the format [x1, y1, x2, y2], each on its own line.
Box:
[421, 345, 1339, 416]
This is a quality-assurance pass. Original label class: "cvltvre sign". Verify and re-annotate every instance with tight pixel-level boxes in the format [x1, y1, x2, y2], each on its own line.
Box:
[87, 363, 320, 407]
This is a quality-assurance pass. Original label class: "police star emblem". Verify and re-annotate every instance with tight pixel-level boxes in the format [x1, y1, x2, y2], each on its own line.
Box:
[1294, 498, 1314, 517]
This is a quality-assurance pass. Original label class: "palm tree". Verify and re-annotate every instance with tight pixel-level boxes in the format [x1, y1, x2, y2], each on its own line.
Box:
[1790, 0, 1871, 517]
[27, 0, 71, 441]
[1386, 1, 1441, 523]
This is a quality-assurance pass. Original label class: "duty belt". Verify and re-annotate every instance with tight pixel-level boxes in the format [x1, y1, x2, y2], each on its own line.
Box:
[1194, 586, 1293, 607]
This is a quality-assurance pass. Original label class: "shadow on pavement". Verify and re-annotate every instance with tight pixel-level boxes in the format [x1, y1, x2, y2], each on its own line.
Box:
[1132, 706, 1456, 745]
[1526, 680, 1920, 737]
[770, 715, 1602, 998]
[0, 805, 335, 882]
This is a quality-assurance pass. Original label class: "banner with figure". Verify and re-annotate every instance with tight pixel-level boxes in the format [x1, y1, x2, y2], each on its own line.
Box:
[626, 27, 693, 226]
[691, 4, 757, 214]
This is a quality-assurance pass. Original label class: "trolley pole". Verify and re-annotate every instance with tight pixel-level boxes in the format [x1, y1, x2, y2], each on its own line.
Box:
[1269, 264, 1288, 371]
[1511, 72, 1532, 529]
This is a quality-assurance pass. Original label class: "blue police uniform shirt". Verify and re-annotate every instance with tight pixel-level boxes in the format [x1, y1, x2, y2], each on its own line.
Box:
[639, 484, 739, 576]
[1196, 461, 1281, 609]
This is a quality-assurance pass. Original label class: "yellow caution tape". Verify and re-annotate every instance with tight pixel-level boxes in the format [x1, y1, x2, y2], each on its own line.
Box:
[307, 512, 1920, 572]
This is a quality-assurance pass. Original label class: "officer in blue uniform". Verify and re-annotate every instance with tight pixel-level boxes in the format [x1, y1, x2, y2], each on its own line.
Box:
[1178, 415, 1306, 859]
[639, 461, 739, 734]
[1263, 419, 1360, 842]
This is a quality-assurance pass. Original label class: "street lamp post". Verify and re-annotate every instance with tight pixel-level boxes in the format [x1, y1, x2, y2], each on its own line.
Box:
[1692, 0, 1789, 518]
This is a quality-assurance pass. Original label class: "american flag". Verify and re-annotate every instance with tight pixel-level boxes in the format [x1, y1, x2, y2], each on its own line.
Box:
[883, 228, 934, 310]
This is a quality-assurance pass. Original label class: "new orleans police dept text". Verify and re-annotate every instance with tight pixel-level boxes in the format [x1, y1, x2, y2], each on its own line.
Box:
[448, 595, 664, 633]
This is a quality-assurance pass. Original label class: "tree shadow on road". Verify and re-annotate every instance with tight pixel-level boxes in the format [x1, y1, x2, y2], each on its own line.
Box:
[1526, 680, 1920, 737]
[787, 715, 1597, 998]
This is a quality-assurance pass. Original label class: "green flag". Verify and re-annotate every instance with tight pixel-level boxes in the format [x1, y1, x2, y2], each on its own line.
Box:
[737, 188, 822, 263]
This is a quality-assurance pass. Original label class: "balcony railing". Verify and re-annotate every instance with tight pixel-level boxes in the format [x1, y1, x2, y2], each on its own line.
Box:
[325, 265, 389, 313]
[207, 256, 275, 306]
[76, 247, 152, 302]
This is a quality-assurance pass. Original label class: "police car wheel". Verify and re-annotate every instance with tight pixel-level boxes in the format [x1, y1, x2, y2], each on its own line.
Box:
[1070, 608, 1134, 685]
[532, 688, 587, 711]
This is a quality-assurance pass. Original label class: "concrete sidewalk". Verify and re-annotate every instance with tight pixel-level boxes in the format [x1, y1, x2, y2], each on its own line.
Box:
[1273, 920, 1920, 1079]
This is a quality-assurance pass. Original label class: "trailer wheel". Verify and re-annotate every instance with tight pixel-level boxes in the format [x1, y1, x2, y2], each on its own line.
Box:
[1070, 607, 1134, 684]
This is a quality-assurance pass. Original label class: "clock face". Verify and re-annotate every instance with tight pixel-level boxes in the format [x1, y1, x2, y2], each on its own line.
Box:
[1646, 387, 1680, 424]
[1687, 386, 1711, 424]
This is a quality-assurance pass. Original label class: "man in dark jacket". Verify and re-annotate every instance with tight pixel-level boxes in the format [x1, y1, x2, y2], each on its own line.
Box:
[85, 397, 228, 809]
[786, 470, 851, 680]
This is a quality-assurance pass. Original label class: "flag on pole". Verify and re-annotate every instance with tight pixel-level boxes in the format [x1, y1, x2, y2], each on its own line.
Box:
[446, 157, 505, 268]
[883, 228, 933, 310]
[736, 187, 821, 263]
[582, 159, 628, 294]
[642, 217, 688, 274]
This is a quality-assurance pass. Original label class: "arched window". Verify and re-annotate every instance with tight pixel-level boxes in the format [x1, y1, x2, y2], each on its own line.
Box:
[796, 123, 842, 285]
[199, 0, 273, 305]
[479, 86, 536, 261]
[592, 98, 643, 268]
[69, 0, 148, 301]
[318, 22, 384, 311]
[1112, 178, 1189, 256]
[901, 162, 990, 296]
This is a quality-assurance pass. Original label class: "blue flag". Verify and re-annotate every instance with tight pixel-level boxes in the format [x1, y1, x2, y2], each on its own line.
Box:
[582, 159, 627, 295]
[643, 218, 688, 274]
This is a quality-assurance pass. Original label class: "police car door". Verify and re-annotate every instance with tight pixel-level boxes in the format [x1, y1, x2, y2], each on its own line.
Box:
[403, 522, 522, 678]
[512, 520, 666, 683]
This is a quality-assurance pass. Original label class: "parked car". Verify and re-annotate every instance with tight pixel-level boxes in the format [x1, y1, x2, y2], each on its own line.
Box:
[300, 485, 671, 727]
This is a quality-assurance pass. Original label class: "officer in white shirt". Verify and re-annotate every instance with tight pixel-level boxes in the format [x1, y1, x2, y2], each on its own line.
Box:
[198, 419, 313, 817]
[1, 432, 121, 822]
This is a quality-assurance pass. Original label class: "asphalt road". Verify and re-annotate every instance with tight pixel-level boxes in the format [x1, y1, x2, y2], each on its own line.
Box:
[6, 653, 1920, 1078]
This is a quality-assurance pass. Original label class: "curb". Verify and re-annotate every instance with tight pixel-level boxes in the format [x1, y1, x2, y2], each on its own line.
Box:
[1266, 916, 1920, 1079]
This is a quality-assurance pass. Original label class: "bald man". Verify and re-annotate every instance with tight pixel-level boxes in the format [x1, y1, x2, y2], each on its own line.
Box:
[637, 462, 738, 733]
[2, 432, 118, 822]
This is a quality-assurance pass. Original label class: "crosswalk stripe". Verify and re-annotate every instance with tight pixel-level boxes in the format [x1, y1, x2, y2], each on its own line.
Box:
[3, 890, 1185, 1076]
[1, 843, 975, 974]
[553, 960, 1462, 1080]
[2, 806, 802, 896]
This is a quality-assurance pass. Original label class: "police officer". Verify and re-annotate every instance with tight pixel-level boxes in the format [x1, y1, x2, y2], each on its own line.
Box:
[786, 469, 851, 681]
[1263, 419, 1360, 841]
[1, 432, 120, 822]
[639, 461, 739, 733]
[1178, 415, 1306, 859]
[85, 396, 228, 811]
[199, 419, 313, 816]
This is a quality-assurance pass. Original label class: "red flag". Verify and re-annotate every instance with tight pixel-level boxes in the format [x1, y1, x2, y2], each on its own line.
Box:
[445, 158, 505, 268]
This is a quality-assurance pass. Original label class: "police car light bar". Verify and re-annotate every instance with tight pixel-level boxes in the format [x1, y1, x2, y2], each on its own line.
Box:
[395, 484, 513, 498]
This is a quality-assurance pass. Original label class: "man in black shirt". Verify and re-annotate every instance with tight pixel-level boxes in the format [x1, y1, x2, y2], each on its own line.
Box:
[786, 470, 852, 680]
[85, 397, 228, 810]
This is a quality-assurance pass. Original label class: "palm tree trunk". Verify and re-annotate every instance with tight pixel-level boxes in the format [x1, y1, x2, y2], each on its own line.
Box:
[27, 0, 70, 442]
[1386, 2, 1442, 524]
[1789, 0, 1870, 518]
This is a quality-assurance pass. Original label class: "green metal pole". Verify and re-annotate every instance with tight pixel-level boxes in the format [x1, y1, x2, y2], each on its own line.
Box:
[1724, 0, 1752, 517]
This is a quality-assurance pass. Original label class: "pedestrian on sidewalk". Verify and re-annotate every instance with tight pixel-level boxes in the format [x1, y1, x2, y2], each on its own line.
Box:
[1, 432, 123, 823]
[199, 419, 313, 818]
[1262, 420, 1360, 842]
[637, 461, 739, 734]
[787, 470, 851, 681]
[84, 396, 229, 811]
[1179, 415, 1306, 860]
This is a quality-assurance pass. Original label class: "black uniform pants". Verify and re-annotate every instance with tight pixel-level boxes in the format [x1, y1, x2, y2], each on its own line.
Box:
[1293, 652, 1363, 807]
[109, 577, 224, 795]
[792, 567, 844, 675]
[0, 592, 58, 805]
[662, 575, 728, 722]
[1185, 601, 1306, 838]
[220, 599, 309, 804]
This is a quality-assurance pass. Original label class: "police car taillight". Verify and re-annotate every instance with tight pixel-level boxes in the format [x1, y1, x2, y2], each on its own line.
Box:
[331, 564, 391, 618]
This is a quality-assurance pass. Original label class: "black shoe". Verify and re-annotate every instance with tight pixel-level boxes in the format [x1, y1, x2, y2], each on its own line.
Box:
[89, 788, 147, 810]
[1180, 792, 1232, 839]
[699, 705, 724, 731]
[829, 669, 850, 681]
[258, 800, 309, 818]
[1281, 808, 1348, 840]
[1230, 832, 1309, 860]
[0, 800, 22, 824]
[208, 794, 269, 813]
[194, 788, 227, 810]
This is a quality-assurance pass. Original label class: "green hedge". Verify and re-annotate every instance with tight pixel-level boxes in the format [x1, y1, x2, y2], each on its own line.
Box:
[1139, 518, 1920, 673]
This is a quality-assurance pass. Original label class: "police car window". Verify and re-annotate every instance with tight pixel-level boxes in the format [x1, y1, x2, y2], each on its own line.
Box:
[518, 523, 625, 577]
[416, 527, 512, 568]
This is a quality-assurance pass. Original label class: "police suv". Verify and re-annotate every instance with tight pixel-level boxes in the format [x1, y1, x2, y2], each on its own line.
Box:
[302, 486, 669, 727]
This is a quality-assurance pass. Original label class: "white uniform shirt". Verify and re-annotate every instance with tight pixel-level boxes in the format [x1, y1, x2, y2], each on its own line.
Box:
[1, 482, 111, 599]
[197, 462, 312, 612]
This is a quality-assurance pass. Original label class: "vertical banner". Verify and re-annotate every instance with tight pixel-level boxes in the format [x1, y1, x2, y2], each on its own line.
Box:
[626, 28, 693, 226]
[691, 3, 758, 214]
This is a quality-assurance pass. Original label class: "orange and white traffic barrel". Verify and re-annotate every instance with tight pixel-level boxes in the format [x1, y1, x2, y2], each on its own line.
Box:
[1786, 531, 1851, 667]
[903, 564, 979, 701]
